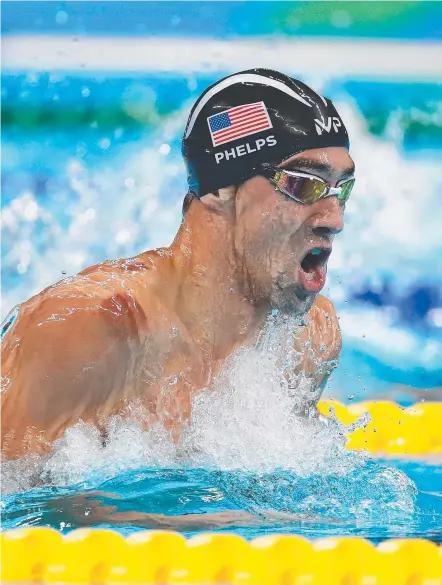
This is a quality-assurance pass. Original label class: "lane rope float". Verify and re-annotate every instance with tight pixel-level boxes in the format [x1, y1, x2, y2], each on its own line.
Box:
[1, 528, 442, 584]
[318, 399, 442, 455]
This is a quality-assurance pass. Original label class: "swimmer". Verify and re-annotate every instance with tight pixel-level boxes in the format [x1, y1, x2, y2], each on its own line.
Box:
[1, 68, 355, 460]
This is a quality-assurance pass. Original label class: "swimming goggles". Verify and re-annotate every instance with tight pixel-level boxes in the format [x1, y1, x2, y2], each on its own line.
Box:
[262, 166, 355, 205]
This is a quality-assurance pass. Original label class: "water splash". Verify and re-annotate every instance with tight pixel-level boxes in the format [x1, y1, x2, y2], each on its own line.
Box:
[2, 311, 415, 524]
[182, 311, 359, 474]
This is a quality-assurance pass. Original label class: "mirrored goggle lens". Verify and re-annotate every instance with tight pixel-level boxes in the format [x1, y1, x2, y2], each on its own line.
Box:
[273, 171, 326, 204]
[337, 178, 355, 203]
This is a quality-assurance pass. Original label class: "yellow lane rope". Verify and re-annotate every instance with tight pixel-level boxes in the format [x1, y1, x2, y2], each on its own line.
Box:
[1, 528, 441, 584]
[318, 399, 442, 454]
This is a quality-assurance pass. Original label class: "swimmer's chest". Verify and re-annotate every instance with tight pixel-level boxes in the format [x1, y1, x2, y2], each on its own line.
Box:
[127, 309, 325, 419]
[130, 319, 253, 414]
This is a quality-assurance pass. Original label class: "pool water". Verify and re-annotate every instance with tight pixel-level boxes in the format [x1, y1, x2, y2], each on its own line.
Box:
[2, 459, 441, 543]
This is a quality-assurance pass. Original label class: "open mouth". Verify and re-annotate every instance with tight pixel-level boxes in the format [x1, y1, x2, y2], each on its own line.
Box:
[300, 248, 331, 273]
[297, 248, 332, 295]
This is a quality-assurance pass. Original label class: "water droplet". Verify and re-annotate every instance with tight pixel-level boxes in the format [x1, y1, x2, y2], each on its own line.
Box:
[76, 145, 86, 158]
[81, 87, 90, 97]
[331, 9, 352, 29]
[26, 72, 39, 84]
[300, 314, 310, 326]
[98, 138, 111, 150]
[55, 10, 68, 25]
[62, 271, 66, 275]
[347, 394, 354, 400]
[159, 143, 170, 155]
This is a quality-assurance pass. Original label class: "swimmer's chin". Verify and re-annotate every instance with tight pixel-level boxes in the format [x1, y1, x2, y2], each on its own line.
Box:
[270, 285, 316, 316]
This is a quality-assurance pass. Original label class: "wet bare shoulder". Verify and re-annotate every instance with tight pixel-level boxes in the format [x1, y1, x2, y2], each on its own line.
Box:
[310, 295, 341, 337]
[309, 294, 341, 357]
[1, 258, 166, 458]
[296, 295, 342, 376]
[18, 252, 171, 332]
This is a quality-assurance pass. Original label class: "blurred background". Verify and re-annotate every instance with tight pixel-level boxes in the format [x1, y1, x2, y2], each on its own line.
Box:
[2, 1, 442, 405]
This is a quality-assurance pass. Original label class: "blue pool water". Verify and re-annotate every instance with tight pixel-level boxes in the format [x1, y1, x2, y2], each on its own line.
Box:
[2, 460, 442, 543]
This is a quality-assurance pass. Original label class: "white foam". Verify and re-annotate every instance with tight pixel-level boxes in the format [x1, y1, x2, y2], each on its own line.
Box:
[182, 313, 357, 474]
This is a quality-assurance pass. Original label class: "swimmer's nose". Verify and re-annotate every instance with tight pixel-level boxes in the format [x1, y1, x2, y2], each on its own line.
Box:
[309, 196, 344, 238]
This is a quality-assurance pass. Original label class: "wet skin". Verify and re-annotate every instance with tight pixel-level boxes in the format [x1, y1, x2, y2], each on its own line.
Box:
[1, 147, 355, 459]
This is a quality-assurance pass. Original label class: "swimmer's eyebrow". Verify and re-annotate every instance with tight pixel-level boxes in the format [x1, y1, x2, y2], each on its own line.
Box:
[282, 159, 355, 180]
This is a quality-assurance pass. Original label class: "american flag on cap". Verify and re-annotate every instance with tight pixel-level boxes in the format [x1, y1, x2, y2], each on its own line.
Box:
[207, 101, 272, 147]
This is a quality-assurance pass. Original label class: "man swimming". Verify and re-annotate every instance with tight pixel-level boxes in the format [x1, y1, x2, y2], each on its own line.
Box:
[1, 68, 354, 461]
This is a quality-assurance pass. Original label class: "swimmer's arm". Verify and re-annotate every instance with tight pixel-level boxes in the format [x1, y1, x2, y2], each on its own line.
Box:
[294, 295, 342, 403]
[51, 492, 342, 530]
[1, 285, 144, 458]
[104, 510, 263, 530]
[44, 491, 262, 529]
[103, 509, 343, 530]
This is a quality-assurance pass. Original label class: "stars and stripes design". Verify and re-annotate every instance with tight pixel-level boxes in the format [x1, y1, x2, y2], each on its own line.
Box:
[207, 101, 272, 147]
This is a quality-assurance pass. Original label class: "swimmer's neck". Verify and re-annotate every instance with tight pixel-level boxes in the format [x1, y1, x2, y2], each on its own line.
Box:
[165, 202, 270, 360]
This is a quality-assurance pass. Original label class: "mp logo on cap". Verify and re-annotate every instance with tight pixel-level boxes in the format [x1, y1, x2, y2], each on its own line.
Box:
[314, 117, 342, 135]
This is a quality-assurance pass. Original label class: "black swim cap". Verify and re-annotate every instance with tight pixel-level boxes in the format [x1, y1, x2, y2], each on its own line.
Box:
[182, 68, 350, 198]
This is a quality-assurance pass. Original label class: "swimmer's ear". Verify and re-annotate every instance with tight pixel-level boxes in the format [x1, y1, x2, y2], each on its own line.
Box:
[200, 186, 237, 214]
[217, 186, 237, 201]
